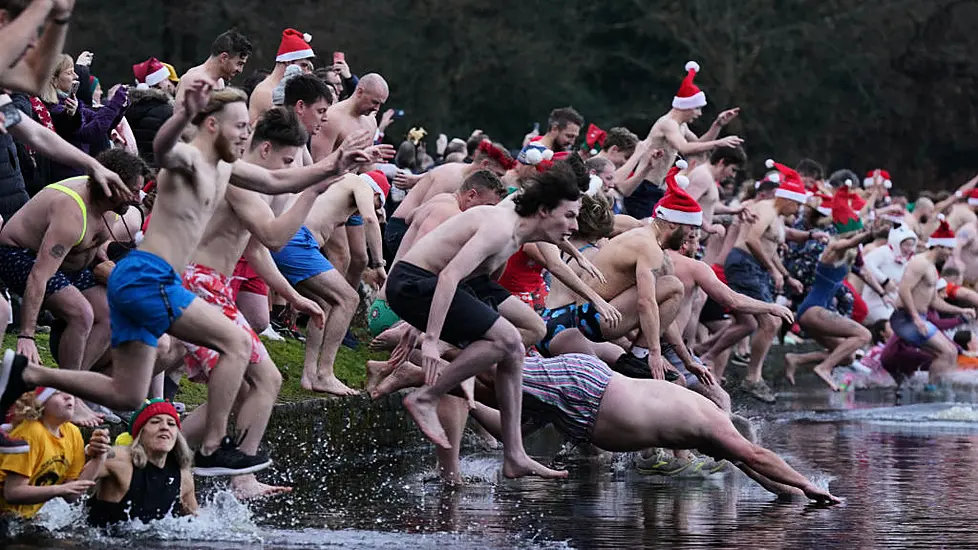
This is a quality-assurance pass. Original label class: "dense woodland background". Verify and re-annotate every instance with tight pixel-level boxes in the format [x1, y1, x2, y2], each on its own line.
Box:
[67, 0, 978, 190]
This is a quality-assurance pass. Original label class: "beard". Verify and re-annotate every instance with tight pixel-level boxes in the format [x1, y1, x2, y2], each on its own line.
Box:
[664, 227, 687, 251]
[215, 132, 239, 163]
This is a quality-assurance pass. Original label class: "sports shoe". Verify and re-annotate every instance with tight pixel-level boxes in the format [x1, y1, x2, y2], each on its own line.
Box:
[0, 429, 28, 454]
[685, 454, 729, 475]
[193, 436, 272, 477]
[730, 352, 751, 366]
[342, 329, 359, 350]
[260, 325, 286, 341]
[0, 350, 31, 416]
[634, 448, 691, 476]
[741, 379, 777, 403]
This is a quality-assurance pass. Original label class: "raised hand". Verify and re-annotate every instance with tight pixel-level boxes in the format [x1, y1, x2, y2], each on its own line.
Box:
[362, 143, 396, 164]
[716, 108, 740, 126]
[180, 76, 215, 117]
[718, 135, 743, 147]
[340, 128, 374, 155]
[86, 428, 111, 458]
[89, 161, 130, 201]
[76, 51, 94, 67]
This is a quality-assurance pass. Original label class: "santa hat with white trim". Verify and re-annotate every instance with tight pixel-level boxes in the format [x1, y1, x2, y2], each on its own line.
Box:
[672, 61, 707, 110]
[862, 169, 893, 189]
[275, 28, 315, 63]
[360, 171, 391, 207]
[814, 192, 833, 217]
[766, 159, 810, 204]
[133, 57, 170, 89]
[928, 214, 955, 248]
[654, 159, 703, 226]
[967, 189, 978, 206]
[517, 142, 554, 166]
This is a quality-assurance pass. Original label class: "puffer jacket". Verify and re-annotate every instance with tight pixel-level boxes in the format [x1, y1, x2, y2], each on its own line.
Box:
[0, 95, 33, 221]
[46, 85, 128, 182]
[126, 87, 173, 167]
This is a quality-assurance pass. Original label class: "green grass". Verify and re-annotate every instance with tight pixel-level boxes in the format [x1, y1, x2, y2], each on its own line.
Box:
[4, 326, 388, 408]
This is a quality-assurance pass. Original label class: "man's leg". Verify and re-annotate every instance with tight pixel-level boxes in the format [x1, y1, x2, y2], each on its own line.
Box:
[236, 291, 270, 334]
[435, 395, 470, 485]
[497, 296, 546, 346]
[80, 286, 112, 371]
[43, 286, 94, 371]
[345, 224, 368, 290]
[798, 308, 872, 390]
[323, 227, 351, 277]
[296, 271, 359, 395]
[699, 312, 757, 370]
[921, 330, 959, 384]
[746, 313, 781, 384]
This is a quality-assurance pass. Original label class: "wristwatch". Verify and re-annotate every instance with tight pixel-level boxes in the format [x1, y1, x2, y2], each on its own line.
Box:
[369, 259, 386, 269]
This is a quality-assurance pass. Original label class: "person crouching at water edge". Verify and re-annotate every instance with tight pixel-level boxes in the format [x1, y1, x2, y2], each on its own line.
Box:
[0, 389, 110, 519]
[88, 399, 197, 527]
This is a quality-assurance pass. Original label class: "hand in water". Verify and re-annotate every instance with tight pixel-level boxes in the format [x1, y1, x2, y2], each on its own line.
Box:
[594, 298, 621, 329]
[60, 480, 96, 498]
[648, 354, 666, 380]
[420, 335, 441, 386]
[804, 484, 843, 505]
[18, 338, 41, 366]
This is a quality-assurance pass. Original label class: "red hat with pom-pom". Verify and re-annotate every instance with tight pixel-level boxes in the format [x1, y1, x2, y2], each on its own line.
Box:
[672, 61, 707, 110]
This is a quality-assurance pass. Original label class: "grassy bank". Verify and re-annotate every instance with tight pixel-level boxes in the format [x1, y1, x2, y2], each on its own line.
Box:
[3, 327, 386, 408]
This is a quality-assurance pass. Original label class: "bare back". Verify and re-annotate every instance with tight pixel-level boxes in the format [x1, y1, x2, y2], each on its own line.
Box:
[645, 114, 683, 185]
[190, 188, 269, 275]
[311, 99, 377, 160]
[247, 76, 277, 122]
[569, 226, 669, 302]
[139, 142, 232, 272]
[686, 163, 719, 226]
[396, 194, 461, 262]
[391, 163, 469, 220]
[399, 203, 521, 278]
[303, 177, 365, 247]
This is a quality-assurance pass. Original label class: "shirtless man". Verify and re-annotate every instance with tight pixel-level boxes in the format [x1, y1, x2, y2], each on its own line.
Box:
[667, 228, 794, 409]
[890, 218, 973, 384]
[248, 28, 316, 122]
[272, 170, 391, 395]
[177, 29, 251, 96]
[0, 79, 368, 474]
[699, 160, 810, 403]
[0, 0, 72, 94]
[685, 146, 750, 236]
[385, 141, 515, 264]
[385, 163, 582, 479]
[592, 127, 638, 169]
[0, 149, 145, 426]
[623, 61, 742, 219]
[538, 163, 693, 379]
[176, 107, 349, 496]
[535, 107, 584, 152]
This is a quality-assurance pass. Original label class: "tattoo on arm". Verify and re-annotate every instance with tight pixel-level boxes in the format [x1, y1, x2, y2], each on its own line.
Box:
[50, 244, 66, 259]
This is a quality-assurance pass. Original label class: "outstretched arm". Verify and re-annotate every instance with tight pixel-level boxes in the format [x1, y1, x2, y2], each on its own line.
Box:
[0, 0, 71, 95]
[225, 186, 317, 251]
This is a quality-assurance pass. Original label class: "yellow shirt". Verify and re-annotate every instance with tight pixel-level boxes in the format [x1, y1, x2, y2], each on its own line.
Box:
[0, 420, 85, 518]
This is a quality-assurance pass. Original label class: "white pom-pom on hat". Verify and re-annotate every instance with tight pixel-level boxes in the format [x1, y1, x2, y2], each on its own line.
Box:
[676, 175, 690, 189]
[303, 33, 312, 43]
[589, 149, 598, 156]
[765, 159, 775, 169]
[542, 149, 554, 161]
[684, 61, 700, 72]
[768, 173, 780, 183]
[525, 148, 542, 165]
[845, 179, 853, 187]
[884, 179, 892, 189]
[587, 175, 603, 196]
[938, 213, 946, 222]
[675, 159, 688, 170]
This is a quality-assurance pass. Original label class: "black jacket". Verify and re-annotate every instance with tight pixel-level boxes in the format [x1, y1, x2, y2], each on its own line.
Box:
[126, 87, 173, 167]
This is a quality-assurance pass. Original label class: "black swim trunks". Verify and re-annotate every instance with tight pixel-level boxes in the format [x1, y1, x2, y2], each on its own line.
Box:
[383, 217, 409, 266]
[386, 261, 503, 348]
[0, 246, 97, 298]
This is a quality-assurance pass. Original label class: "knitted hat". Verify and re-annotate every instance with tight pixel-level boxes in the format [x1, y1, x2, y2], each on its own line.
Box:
[133, 57, 169, 89]
[275, 28, 315, 63]
[928, 215, 955, 248]
[815, 192, 833, 216]
[832, 183, 863, 233]
[517, 142, 554, 166]
[584, 123, 607, 155]
[129, 398, 181, 440]
[162, 62, 179, 83]
[766, 159, 810, 204]
[654, 159, 703, 226]
[862, 169, 893, 189]
[672, 61, 706, 110]
[360, 171, 391, 206]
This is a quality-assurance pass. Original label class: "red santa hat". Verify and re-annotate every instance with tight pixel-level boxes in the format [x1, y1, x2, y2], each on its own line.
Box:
[654, 159, 703, 226]
[34, 387, 57, 406]
[672, 61, 707, 110]
[584, 123, 607, 155]
[862, 169, 893, 189]
[133, 57, 170, 89]
[928, 214, 955, 248]
[967, 189, 978, 206]
[815, 192, 834, 216]
[276, 28, 315, 63]
[360, 171, 391, 207]
[766, 159, 810, 204]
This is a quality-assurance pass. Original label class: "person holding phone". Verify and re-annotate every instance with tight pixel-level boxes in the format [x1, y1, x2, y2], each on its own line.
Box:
[248, 28, 316, 123]
[40, 54, 129, 182]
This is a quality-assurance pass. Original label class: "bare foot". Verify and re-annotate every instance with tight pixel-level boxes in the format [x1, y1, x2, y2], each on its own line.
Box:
[785, 354, 800, 386]
[403, 390, 451, 449]
[231, 474, 293, 500]
[300, 370, 317, 392]
[366, 360, 394, 395]
[502, 455, 569, 479]
[369, 323, 408, 352]
[472, 422, 500, 450]
[813, 365, 840, 391]
[311, 375, 360, 396]
[460, 377, 476, 409]
[371, 361, 424, 400]
[71, 400, 104, 427]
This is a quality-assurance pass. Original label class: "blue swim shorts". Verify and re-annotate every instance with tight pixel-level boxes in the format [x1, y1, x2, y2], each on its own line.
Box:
[345, 214, 364, 227]
[270, 226, 334, 286]
[107, 250, 196, 348]
[890, 308, 938, 347]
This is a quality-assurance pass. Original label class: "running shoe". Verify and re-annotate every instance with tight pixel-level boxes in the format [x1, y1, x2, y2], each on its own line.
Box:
[260, 325, 286, 341]
[741, 379, 777, 403]
[193, 437, 272, 477]
[685, 454, 729, 475]
[0, 350, 31, 417]
[730, 352, 751, 366]
[634, 448, 691, 476]
[342, 329, 360, 350]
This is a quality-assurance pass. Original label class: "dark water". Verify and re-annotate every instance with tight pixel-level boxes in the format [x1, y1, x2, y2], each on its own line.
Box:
[13, 389, 978, 549]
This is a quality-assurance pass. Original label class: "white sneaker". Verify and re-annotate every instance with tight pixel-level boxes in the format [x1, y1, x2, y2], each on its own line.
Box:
[849, 360, 873, 375]
[260, 326, 285, 341]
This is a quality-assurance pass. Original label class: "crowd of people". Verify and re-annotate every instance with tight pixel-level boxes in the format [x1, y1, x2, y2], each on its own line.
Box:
[9, 0, 978, 528]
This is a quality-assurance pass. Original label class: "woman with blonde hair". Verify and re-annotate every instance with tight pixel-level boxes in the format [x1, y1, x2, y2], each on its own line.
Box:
[87, 399, 197, 526]
[0, 388, 110, 518]
[41, 53, 129, 182]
